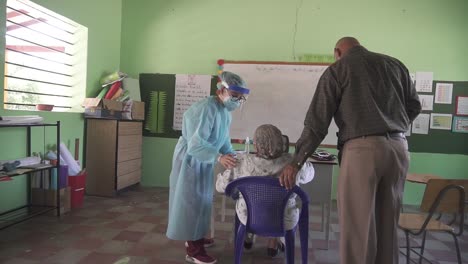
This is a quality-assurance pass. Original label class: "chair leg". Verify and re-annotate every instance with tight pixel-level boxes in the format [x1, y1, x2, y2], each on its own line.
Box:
[450, 233, 462, 264]
[418, 231, 427, 264]
[298, 207, 309, 264]
[234, 214, 240, 245]
[285, 230, 295, 264]
[405, 231, 411, 264]
[234, 224, 246, 264]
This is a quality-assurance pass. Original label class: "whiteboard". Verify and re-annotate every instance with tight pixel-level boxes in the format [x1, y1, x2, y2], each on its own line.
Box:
[223, 62, 338, 146]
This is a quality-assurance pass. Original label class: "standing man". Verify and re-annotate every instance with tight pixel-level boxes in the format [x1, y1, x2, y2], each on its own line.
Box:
[280, 37, 421, 264]
[166, 71, 250, 264]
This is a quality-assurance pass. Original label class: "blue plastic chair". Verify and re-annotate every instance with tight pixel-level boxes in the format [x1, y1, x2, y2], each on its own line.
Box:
[225, 176, 310, 264]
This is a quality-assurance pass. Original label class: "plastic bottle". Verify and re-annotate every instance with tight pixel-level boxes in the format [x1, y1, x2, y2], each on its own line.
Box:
[245, 137, 250, 153]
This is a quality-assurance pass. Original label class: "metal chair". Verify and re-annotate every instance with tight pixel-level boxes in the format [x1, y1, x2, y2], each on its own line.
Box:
[225, 176, 309, 264]
[398, 179, 467, 264]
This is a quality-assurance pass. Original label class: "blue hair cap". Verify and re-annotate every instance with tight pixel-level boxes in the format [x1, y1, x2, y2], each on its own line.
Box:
[219, 71, 249, 94]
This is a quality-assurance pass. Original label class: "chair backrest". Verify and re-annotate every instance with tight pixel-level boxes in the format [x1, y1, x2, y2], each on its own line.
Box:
[421, 179, 468, 213]
[225, 176, 309, 237]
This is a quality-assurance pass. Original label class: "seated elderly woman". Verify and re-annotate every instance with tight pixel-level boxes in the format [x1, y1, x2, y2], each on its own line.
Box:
[215, 124, 314, 257]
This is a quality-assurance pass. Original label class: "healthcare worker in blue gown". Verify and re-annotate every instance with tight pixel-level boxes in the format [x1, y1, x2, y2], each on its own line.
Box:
[166, 71, 250, 264]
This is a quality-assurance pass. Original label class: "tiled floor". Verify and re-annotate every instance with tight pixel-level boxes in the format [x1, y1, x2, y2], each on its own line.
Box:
[0, 186, 467, 264]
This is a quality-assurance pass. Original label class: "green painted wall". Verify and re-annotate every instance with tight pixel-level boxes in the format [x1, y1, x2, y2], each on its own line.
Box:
[120, 0, 468, 205]
[0, 0, 123, 213]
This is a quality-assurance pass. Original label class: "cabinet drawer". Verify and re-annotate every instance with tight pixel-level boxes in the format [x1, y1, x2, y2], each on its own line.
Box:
[118, 122, 142, 135]
[117, 159, 142, 177]
[118, 148, 142, 162]
[118, 135, 142, 150]
[117, 170, 141, 190]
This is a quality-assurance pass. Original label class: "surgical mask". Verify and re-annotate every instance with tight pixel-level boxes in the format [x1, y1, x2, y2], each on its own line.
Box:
[223, 96, 241, 111]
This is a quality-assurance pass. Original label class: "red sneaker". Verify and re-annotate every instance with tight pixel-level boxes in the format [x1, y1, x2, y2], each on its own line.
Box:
[185, 237, 215, 248]
[186, 239, 217, 264]
[185, 253, 217, 264]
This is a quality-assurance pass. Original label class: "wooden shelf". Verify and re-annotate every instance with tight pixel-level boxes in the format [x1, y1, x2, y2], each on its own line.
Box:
[0, 165, 57, 178]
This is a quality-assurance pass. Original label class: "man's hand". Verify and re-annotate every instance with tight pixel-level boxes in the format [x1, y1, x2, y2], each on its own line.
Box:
[219, 154, 237, 169]
[279, 164, 299, 190]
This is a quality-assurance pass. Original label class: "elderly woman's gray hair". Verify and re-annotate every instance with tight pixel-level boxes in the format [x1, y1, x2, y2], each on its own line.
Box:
[254, 124, 285, 159]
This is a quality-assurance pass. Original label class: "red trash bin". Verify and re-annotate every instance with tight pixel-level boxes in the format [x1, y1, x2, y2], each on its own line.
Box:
[68, 171, 86, 209]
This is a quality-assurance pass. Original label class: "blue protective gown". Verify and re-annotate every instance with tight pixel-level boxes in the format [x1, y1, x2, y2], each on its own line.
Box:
[166, 96, 234, 241]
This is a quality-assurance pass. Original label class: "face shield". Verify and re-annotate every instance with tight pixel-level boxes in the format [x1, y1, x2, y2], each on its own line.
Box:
[218, 71, 250, 112]
[221, 81, 249, 104]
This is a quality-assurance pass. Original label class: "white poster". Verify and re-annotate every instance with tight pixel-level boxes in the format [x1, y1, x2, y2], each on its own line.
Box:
[415, 72, 433, 93]
[434, 83, 453, 104]
[412, 113, 430, 134]
[430, 113, 452, 130]
[419, 94, 434, 111]
[173, 74, 211, 130]
[456, 96, 468, 115]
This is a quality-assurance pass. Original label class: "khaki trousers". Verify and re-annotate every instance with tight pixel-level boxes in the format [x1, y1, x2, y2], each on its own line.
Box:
[338, 135, 409, 264]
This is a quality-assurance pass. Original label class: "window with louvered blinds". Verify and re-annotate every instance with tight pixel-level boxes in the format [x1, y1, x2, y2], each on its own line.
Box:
[4, 0, 88, 112]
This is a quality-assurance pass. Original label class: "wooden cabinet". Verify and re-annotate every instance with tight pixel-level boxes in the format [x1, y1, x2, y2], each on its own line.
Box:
[85, 119, 142, 197]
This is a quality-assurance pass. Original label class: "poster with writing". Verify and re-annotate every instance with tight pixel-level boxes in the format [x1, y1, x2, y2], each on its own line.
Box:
[415, 71, 433, 93]
[452, 116, 468, 133]
[173, 74, 211, 130]
[412, 113, 430, 134]
[419, 94, 434, 111]
[430, 113, 452, 130]
[456, 96, 468, 116]
[434, 83, 453, 104]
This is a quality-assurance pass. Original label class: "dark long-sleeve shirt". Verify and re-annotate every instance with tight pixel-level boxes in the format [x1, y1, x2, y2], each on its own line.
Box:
[292, 46, 421, 167]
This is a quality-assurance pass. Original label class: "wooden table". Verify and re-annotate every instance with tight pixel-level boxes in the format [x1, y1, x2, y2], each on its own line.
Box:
[406, 173, 441, 184]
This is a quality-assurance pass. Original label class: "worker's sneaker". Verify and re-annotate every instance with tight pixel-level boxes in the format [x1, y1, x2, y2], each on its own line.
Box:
[185, 237, 214, 248]
[186, 239, 217, 264]
[185, 254, 217, 264]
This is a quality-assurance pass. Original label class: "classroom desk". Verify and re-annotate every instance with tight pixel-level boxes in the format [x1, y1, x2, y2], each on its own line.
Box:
[406, 173, 441, 184]
[301, 159, 338, 250]
[402, 173, 442, 215]
[212, 158, 337, 250]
